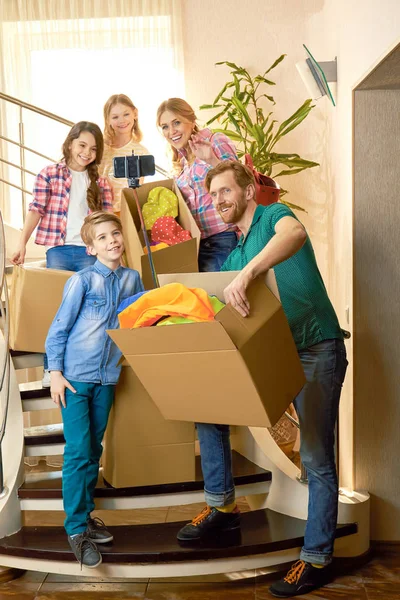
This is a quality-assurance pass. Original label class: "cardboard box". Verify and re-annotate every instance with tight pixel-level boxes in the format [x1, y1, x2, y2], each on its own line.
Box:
[102, 366, 195, 488]
[9, 265, 73, 353]
[108, 271, 306, 428]
[121, 179, 201, 290]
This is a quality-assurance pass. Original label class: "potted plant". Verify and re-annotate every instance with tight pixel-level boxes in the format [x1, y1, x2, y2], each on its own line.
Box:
[200, 56, 319, 210]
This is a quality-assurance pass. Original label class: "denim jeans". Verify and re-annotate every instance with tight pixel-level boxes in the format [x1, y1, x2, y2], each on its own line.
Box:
[196, 338, 348, 565]
[46, 245, 96, 271]
[44, 245, 96, 370]
[198, 231, 238, 272]
[62, 381, 115, 535]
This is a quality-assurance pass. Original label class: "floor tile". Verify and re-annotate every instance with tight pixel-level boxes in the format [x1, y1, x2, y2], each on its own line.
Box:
[353, 551, 400, 583]
[45, 573, 148, 584]
[146, 581, 255, 600]
[0, 569, 47, 599]
[36, 591, 146, 600]
[38, 581, 147, 594]
[364, 582, 400, 599]
[151, 569, 256, 584]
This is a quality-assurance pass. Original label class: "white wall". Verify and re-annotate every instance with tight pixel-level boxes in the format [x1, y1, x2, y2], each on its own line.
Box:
[182, 0, 400, 540]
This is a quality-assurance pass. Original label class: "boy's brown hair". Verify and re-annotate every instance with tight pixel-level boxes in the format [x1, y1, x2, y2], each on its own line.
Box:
[81, 211, 123, 246]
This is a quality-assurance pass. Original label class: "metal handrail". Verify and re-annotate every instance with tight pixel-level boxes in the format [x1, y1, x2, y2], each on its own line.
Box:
[0, 209, 11, 495]
[0, 91, 74, 127]
[0, 134, 56, 163]
[0, 157, 36, 177]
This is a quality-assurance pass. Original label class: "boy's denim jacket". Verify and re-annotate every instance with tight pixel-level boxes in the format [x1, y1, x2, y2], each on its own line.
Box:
[45, 260, 144, 385]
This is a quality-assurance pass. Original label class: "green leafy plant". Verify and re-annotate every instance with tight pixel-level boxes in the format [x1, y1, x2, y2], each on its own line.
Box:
[200, 55, 319, 209]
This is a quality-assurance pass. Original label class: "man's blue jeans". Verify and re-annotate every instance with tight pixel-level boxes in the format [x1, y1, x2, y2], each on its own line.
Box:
[62, 381, 115, 535]
[198, 231, 238, 272]
[44, 245, 96, 370]
[196, 338, 348, 565]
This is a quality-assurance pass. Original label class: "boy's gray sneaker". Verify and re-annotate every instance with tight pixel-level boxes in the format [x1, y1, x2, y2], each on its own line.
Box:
[86, 516, 114, 544]
[68, 532, 102, 568]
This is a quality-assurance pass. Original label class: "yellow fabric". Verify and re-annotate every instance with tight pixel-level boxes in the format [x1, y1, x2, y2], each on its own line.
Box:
[215, 502, 236, 513]
[311, 563, 325, 569]
[142, 187, 179, 230]
[143, 242, 169, 254]
[118, 282, 218, 329]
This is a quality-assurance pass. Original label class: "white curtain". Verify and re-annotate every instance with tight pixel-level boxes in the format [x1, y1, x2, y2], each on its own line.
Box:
[0, 0, 185, 225]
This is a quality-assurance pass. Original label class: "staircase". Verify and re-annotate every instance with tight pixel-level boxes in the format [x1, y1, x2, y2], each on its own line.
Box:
[0, 343, 368, 577]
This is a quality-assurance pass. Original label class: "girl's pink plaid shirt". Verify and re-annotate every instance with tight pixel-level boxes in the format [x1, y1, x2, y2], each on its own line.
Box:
[29, 161, 113, 246]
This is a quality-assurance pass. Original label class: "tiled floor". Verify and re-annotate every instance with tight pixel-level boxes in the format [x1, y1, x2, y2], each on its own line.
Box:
[0, 543, 398, 599]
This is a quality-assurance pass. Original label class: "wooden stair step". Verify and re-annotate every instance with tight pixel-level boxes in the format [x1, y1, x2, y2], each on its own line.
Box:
[24, 423, 64, 446]
[19, 450, 272, 499]
[0, 509, 357, 563]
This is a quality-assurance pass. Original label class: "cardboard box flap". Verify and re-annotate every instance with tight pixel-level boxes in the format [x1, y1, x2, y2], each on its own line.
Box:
[108, 320, 236, 356]
[216, 279, 282, 349]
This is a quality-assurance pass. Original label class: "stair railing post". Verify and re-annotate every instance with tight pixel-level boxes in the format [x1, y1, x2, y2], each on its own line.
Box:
[18, 105, 26, 222]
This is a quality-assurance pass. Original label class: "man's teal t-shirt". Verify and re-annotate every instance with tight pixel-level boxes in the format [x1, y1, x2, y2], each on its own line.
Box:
[220, 204, 343, 350]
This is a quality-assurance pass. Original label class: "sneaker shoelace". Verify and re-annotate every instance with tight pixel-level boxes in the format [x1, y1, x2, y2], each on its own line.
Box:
[284, 560, 307, 584]
[88, 516, 107, 531]
[191, 506, 212, 526]
[75, 532, 99, 569]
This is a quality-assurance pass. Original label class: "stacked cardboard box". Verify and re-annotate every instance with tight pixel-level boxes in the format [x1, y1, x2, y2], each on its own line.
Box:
[102, 366, 195, 488]
[9, 265, 73, 353]
[121, 179, 201, 290]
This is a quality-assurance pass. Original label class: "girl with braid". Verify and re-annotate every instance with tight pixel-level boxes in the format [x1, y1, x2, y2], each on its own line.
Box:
[11, 121, 113, 386]
[12, 121, 113, 270]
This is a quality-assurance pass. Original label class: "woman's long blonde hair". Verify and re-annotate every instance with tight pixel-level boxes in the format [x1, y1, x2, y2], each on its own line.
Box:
[103, 94, 143, 146]
[156, 98, 200, 173]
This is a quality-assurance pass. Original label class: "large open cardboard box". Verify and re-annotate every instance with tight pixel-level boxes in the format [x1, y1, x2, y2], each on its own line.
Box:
[9, 265, 73, 353]
[102, 366, 195, 488]
[108, 271, 306, 428]
[121, 179, 201, 290]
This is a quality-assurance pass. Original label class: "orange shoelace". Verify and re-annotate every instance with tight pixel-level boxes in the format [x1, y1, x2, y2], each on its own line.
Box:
[191, 506, 212, 526]
[284, 560, 307, 584]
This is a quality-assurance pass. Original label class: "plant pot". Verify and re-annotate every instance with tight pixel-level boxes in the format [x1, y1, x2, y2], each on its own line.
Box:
[256, 184, 280, 206]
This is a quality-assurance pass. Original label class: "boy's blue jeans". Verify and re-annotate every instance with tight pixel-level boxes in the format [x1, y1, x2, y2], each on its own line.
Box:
[196, 338, 348, 566]
[62, 381, 115, 535]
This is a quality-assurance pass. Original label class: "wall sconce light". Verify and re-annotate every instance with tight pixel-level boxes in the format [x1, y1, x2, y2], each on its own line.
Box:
[296, 44, 337, 106]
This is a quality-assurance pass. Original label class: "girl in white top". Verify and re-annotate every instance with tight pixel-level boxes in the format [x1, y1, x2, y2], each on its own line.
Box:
[100, 94, 149, 214]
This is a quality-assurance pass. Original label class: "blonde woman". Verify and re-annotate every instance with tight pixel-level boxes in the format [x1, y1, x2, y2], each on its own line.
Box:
[157, 98, 238, 271]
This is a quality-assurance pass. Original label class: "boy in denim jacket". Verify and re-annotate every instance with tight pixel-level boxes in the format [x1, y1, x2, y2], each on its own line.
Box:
[46, 211, 144, 568]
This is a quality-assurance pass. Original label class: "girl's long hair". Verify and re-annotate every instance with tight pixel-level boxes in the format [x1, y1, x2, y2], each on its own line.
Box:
[103, 94, 143, 146]
[156, 98, 199, 174]
[62, 121, 104, 212]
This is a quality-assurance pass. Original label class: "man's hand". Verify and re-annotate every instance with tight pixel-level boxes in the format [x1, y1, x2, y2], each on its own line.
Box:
[50, 371, 76, 408]
[188, 134, 219, 166]
[224, 270, 253, 317]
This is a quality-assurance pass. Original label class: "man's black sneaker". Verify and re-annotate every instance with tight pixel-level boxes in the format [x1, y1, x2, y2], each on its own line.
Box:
[177, 505, 240, 542]
[68, 532, 102, 568]
[269, 560, 331, 597]
[86, 516, 114, 544]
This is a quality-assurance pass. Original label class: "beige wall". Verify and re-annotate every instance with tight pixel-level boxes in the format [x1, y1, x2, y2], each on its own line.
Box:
[183, 0, 400, 540]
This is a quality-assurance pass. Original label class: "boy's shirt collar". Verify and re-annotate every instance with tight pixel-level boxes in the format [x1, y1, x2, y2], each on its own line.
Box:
[94, 259, 124, 279]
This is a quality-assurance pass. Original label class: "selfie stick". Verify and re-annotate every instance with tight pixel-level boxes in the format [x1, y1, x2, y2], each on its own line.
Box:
[127, 178, 160, 289]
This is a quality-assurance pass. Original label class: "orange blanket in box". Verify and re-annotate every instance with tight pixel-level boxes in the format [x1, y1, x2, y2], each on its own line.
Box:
[118, 283, 218, 329]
